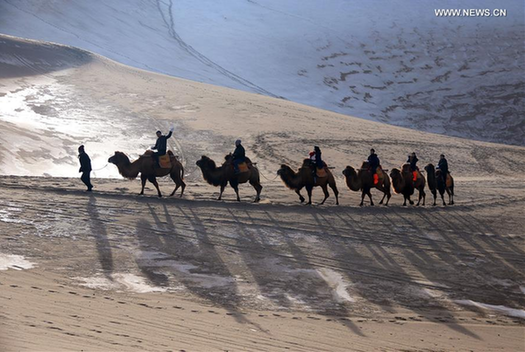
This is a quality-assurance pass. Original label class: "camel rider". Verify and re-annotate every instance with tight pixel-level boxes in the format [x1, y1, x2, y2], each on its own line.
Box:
[437, 154, 449, 184]
[232, 139, 246, 174]
[407, 152, 419, 181]
[314, 146, 324, 169]
[368, 149, 380, 185]
[151, 127, 174, 167]
[309, 151, 316, 162]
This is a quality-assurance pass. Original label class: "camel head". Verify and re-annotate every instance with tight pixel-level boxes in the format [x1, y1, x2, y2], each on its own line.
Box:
[196, 155, 216, 170]
[108, 151, 130, 165]
[342, 165, 356, 177]
[424, 163, 435, 174]
[277, 164, 293, 176]
[390, 168, 403, 193]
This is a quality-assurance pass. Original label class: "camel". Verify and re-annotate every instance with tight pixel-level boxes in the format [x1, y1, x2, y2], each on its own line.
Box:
[277, 159, 339, 205]
[424, 164, 454, 206]
[390, 164, 426, 206]
[342, 162, 391, 206]
[196, 154, 262, 202]
[108, 150, 185, 197]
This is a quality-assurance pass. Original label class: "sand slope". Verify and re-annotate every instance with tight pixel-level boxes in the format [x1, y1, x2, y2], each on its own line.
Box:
[0, 35, 524, 351]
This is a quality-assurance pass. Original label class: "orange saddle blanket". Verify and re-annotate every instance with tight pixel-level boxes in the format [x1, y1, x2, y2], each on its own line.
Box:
[159, 154, 172, 169]
[316, 167, 328, 178]
[238, 162, 249, 173]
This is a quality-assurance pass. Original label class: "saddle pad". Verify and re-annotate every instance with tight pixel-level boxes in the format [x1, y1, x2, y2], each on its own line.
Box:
[159, 154, 171, 169]
[316, 167, 327, 178]
[446, 174, 452, 188]
[238, 162, 249, 173]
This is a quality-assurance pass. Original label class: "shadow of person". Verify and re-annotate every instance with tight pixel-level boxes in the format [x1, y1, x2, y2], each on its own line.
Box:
[87, 194, 114, 281]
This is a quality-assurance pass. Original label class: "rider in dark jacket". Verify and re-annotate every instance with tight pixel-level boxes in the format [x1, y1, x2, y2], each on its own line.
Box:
[151, 128, 173, 167]
[368, 149, 380, 184]
[368, 149, 380, 173]
[314, 146, 324, 169]
[233, 139, 246, 173]
[437, 154, 449, 183]
[407, 152, 419, 171]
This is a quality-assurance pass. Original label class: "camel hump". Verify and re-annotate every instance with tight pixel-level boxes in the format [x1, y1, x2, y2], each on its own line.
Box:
[361, 160, 370, 169]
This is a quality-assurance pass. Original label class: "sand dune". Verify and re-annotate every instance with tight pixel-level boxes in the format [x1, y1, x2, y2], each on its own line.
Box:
[0, 35, 524, 351]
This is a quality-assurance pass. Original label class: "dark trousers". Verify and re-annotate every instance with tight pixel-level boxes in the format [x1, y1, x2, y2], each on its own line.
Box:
[233, 159, 244, 173]
[81, 171, 93, 190]
[152, 152, 166, 167]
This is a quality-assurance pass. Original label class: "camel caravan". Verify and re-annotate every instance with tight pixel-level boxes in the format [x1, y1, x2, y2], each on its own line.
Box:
[97, 129, 454, 207]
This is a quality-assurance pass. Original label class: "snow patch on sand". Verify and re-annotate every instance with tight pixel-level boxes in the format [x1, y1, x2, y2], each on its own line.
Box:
[77, 273, 167, 293]
[317, 268, 355, 303]
[0, 253, 35, 270]
[455, 300, 525, 319]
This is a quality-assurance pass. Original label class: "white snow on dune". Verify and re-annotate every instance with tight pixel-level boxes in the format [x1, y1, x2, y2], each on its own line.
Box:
[0, 253, 35, 270]
[455, 299, 525, 319]
[0, 0, 523, 145]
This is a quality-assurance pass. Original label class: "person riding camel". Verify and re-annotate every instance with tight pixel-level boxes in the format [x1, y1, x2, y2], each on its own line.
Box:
[309, 151, 316, 163]
[407, 152, 419, 181]
[232, 139, 246, 174]
[151, 127, 174, 168]
[313, 146, 324, 169]
[368, 148, 380, 185]
[437, 154, 449, 184]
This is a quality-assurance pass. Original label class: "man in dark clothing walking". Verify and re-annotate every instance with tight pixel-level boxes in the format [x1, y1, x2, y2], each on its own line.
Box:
[437, 154, 449, 183]
[151, 127, 174, 167]
[232, 139, 246, 174]
[368, 148, 380, 185]
[78, 145, 93, 191]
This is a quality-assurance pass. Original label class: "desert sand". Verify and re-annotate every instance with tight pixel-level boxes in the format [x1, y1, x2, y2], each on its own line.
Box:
[0, 35, 524, 351]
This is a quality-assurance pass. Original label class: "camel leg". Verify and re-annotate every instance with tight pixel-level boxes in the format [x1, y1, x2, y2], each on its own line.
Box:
[379, 191, 386, 205]
[367, 188, 374, 206]
[170, 172, 186, 197]
[385, 192, 392, 207]
[408, 195, 414, 205]
[360, 190, 366, 206]
[320, 185, 329, 205]
[329, 180, 339, 205]
[218, 184, 226, 200]
[306, 186, 313, 205]
[330, 182, 339, 205]
[249, 179, 262, 203]
[139, 174, 147, 195]
[295, 189, 305, 203]
[148, 176, 162, 197]
[231, 182, 241, 202]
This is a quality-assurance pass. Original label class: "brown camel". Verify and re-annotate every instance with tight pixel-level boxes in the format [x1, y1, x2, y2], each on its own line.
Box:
[424, 163, 454, 206]
[390, 164, 426, 206]
[108, 150, 185, 197]
[196, 154, 262, 202]
[277, 159, 339, 205]
[342, 161, 391, 206]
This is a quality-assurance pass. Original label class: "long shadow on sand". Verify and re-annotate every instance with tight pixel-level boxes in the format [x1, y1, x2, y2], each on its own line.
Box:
[86, 195, 114, 280]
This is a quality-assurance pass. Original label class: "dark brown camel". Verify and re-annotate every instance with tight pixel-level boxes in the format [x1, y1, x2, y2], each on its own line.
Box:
[196, 154, 262, 202]
[108, 150, 185, 197]
[277, 159, 339, 205]
[390, 164, 426, 206]
[425, 163, 454, 206]
[342, 161, 391, 206]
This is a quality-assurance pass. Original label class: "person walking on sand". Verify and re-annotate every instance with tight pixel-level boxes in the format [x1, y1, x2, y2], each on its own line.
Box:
[78, 145, 93, 192]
